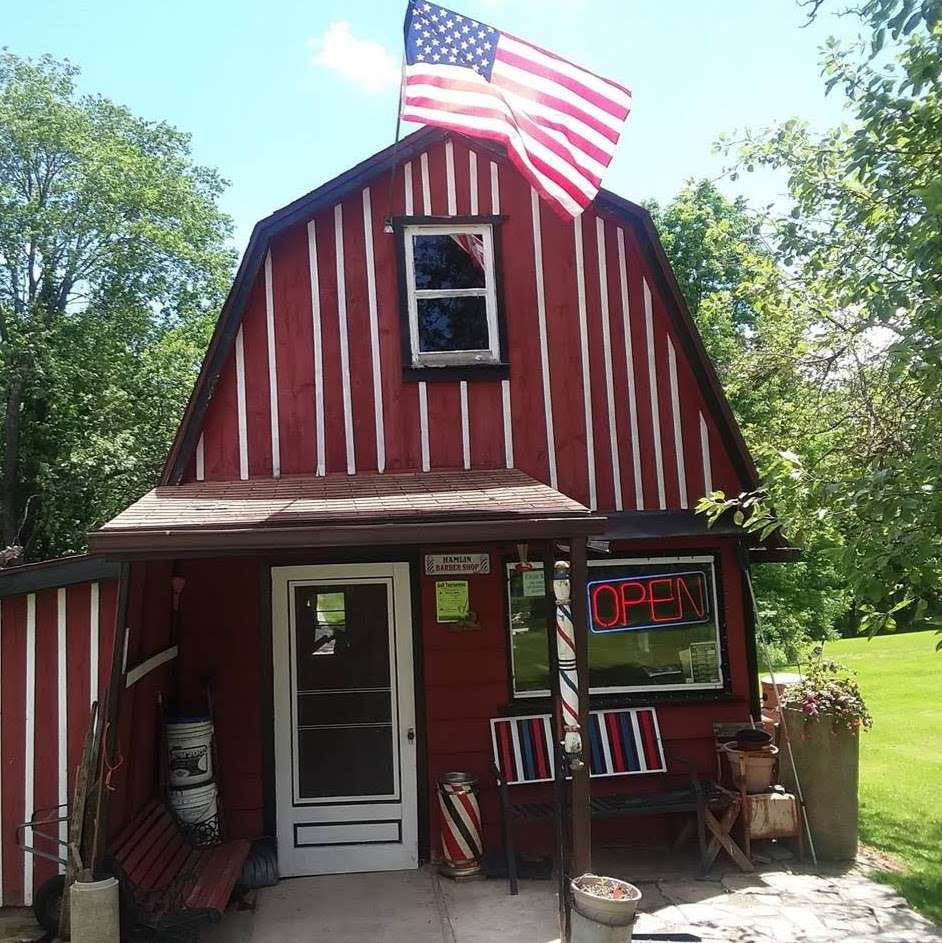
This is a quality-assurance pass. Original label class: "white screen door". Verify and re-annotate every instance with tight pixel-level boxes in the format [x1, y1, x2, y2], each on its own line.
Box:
[272, 563, 418, 875]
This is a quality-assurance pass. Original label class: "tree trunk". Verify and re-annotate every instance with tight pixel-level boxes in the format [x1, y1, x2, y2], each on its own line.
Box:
[2, 376, 23, 548]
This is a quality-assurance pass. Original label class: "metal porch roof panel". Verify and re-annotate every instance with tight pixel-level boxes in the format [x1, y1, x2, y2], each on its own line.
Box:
[88, 469, 605, 554]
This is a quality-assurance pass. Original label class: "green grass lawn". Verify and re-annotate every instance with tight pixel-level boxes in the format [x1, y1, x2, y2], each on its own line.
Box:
[782, 631, 942, 923]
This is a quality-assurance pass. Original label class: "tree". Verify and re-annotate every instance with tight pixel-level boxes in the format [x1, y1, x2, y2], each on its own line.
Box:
[699, 4, 942, 643]
[0, 53, 234, 560]
[650, 180, 852, 661]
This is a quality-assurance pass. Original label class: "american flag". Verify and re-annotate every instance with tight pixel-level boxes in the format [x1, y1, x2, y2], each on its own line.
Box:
[401, 0, 631, 219]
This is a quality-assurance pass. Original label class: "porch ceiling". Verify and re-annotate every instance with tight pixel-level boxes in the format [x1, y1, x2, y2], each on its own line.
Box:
[87, 468, 606, 556]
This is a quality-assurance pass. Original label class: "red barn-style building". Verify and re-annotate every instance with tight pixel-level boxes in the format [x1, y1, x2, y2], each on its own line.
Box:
[0, 127, 776, 901]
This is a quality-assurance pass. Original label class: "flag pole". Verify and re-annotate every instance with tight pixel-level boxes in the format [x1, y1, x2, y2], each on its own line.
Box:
[384, 0, 413, 232]
[383, 56, 407, 234]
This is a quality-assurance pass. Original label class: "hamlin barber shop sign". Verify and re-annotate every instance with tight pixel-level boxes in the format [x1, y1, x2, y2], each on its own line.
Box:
[424, 553, 491, 576]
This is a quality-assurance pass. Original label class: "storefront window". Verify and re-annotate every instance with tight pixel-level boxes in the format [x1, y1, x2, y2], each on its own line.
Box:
[507, 556, 724, 696]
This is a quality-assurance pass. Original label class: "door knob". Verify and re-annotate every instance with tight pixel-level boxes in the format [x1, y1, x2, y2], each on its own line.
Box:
[407, 727, 416, 742]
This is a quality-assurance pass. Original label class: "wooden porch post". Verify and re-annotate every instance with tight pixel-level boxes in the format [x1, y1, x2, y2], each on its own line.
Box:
[569, 535, 592, 876]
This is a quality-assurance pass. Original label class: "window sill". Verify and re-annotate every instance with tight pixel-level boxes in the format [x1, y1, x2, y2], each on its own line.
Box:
[499, 690, 741, 715]
[403, 363, 510, 383]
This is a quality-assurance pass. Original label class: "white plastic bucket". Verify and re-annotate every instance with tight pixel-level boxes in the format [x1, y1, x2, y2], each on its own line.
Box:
[71, 876, 119, 943]
[166, 717, 214, 787]
[169, 781, 219, 834]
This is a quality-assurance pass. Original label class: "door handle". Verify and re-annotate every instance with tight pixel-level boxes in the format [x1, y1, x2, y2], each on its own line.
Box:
[407, 727, 416, 742]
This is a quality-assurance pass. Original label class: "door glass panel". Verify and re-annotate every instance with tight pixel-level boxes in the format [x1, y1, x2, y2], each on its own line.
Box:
[293, 583, 395, 799]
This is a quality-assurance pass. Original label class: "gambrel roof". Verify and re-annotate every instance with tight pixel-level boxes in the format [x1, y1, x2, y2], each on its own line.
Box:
[160, 126, 758, 500]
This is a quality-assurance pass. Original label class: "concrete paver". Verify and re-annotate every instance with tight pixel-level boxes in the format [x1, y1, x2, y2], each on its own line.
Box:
[6, 848, 939, 942]
[202, 853, 942, 943]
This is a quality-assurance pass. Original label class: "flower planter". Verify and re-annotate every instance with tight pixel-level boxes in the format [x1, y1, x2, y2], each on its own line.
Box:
[780, 706, 860, 861]
[570, 875, 641, 943]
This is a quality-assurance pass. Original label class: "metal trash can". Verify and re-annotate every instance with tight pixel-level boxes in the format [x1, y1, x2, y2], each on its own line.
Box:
[438, 772, 483, 879]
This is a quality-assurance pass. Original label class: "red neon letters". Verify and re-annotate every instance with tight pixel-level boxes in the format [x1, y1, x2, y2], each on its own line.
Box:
[589, 572, 708, 632]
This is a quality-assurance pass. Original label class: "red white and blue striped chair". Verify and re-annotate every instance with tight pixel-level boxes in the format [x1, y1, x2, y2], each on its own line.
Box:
[490, 708, 732, 893]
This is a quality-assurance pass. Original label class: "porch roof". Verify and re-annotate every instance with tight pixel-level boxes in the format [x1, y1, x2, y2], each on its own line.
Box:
[87, 468, 606, 556]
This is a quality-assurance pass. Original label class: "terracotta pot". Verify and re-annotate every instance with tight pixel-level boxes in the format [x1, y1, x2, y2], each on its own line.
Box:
[721, 742, 779, 793]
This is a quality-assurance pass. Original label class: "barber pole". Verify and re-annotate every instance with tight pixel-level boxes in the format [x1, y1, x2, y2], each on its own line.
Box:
[438, 772, 483, 879]
[554, 561, 583, 758]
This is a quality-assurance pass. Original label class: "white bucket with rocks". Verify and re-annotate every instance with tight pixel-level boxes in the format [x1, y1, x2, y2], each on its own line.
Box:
[570, 874, 641, 943]
[166, 716, 214, 787]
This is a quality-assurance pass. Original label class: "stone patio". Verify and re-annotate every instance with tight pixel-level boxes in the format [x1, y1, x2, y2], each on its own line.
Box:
[200, 845, 941, 943]
[3, 845, 938, 942]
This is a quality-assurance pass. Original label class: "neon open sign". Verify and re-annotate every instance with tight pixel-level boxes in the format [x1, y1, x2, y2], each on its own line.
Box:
[587, 570, 711, 633]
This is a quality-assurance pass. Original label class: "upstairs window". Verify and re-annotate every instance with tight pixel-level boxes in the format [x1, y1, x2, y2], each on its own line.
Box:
[396, 220, 505, 373]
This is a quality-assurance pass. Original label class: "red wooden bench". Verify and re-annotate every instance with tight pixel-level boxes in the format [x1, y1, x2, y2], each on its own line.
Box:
[106, 799, 251, 941]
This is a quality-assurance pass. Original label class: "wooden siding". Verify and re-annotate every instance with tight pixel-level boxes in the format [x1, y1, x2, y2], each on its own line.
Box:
[187, 134, 744, 512]
[0, 580, 118, 907]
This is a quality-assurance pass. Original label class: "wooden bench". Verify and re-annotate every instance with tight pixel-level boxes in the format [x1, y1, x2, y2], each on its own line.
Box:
[105, 799, 251, 941]
[491, 709, 741, 894]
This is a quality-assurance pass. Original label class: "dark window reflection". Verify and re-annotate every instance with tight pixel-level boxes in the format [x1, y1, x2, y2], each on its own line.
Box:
[413, 234, 486, 289]
[418, 297, 489, 352]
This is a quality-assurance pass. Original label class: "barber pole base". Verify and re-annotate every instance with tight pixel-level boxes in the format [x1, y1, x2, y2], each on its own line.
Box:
[438, 772, 484, 879]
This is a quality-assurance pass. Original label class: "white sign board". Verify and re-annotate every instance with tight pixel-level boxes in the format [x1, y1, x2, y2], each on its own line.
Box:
[424, 553, 491, 576]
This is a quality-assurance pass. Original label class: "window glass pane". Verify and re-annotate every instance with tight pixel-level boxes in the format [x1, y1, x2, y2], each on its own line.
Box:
[418, 296, 489, 352]
[413, 233, 486, 289]
[507, 559, 723, 695]
[293, 583, 395, 800]
[508, 570, 551, 694]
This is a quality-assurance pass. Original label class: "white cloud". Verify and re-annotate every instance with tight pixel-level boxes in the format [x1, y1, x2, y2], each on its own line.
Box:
[308, 22, 401, 95]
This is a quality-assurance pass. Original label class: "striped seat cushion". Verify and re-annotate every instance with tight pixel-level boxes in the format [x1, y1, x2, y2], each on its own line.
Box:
[491, 708, 666, 785]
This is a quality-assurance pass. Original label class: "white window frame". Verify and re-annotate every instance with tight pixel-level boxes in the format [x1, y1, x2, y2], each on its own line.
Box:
[403, 223, 500, 367]
[506, 556, 725, 698]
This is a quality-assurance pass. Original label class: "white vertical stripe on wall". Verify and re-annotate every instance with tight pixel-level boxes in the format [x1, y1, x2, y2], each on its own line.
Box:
[530, 189, 557, 489]
[195, 433, 205, 481]
[334, 204, 356, 475]
[362, 188, 386, 473]
[573, 216, 597, 510]
[264, 250, 281, 477]
[595, 218, 623, 511]
[418, 382, 430, 472]
[445, 139, 457, 215]
[57, 588, 67, 872]
[643, 278, 666, 509]
[307, 220, 326, 477]
[420, 152, 431, 216]
[404, 161, 414, 215]
[469, 150, 478, 215]
[490, 162, 500, 213]
[235, 326, 249, 480]
[501, 380, 514, 468]
[617, 229, 644, 509]
[418, 155, 431, 470]
[24, 593, 36, 905]
[89, 582, 99, 709]
[460, 380, 471, 469]
[667, 337, 688, 508]
[699, 412, 714, 496]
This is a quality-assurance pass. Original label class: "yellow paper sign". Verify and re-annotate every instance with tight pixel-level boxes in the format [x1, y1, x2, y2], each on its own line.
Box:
[435, 580, 469, 623]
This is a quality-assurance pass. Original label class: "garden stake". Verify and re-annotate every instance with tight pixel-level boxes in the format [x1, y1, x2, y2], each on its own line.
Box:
[745, 570, 818, 866]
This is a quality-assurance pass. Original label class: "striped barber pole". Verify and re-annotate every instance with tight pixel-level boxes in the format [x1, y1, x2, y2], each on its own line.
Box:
[438, 772, 483, 879]
[553, 561, 582, 756]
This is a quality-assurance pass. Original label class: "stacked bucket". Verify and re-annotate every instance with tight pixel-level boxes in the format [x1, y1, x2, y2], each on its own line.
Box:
[165, 715, 220, 843]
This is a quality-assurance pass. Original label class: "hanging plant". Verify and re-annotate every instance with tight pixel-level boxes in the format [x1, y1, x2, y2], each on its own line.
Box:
[780, 659, 872, 731]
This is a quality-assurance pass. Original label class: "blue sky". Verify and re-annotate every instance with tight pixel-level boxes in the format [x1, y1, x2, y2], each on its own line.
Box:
[5, 0, 862, 247]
